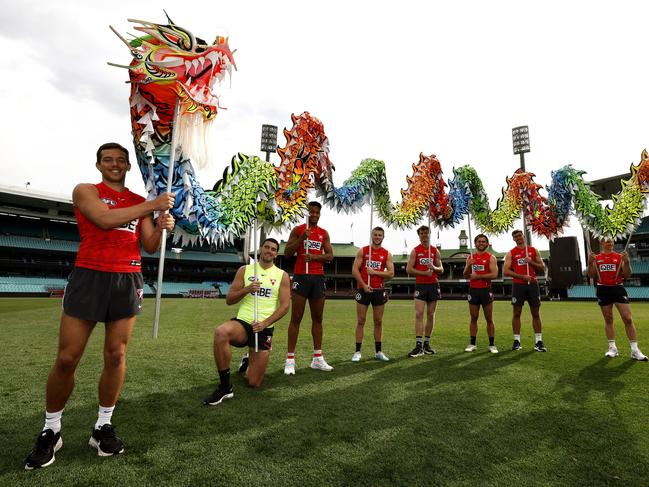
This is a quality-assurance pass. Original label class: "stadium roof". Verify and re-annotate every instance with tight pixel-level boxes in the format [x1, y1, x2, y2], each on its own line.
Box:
[587, 173, 631, 200]
[0, 184, 74, 221]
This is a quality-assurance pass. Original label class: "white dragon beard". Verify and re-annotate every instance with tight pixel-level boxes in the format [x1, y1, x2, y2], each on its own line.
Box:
[175, 112, 215, 170]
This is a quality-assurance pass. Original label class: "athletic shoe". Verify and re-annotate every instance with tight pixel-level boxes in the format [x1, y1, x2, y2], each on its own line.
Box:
[631, 350, 649, 362]
[238, 353, 249, 374]
[88, 424, 124, 456]
[604, 346, 619, 358]
[408, 345, 424, 357]
[511, 339, 522, 351]
[284, 359, 296, 375]
[489, 345, 499, 354]
[203, 385, 234, 406]
[351, 351, 362, 362]
[25, 429, 62, 470]
[423, 343, 436, 355]
[310, 356, 334, 371]
[464, 344, 477, 352]
[375, 351, 390, 362]
[534, 341, 547, 352]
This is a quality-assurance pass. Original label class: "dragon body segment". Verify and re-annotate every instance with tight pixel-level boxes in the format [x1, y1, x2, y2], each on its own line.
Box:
[112, 16, 648, 246]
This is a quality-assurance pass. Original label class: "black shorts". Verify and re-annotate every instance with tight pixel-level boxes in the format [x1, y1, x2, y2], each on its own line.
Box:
[414, 283, 441, 302]
[354, 289, 388, 307]
[596, 285, 629, 306]
[468, 288, 494, 306]
[511, 283, 541, 307]
[291, 274, 326, 299]
[63, 267, 144, 323]
[232, 318, 274, 351]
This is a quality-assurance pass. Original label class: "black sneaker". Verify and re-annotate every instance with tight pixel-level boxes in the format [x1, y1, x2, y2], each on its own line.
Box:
[203, 386, 234, 406]
[238, 354, 249, 374]
[423, 343, 436, 355]
[511, 340, 522, 351]
[408, 345, 424, 358]
[25, 429, 62, 470]
[534, 341, 547, 352]
[89, 424, 124, 456]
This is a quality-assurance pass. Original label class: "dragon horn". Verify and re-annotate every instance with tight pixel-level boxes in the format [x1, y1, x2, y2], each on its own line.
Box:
[109, 25, 134, 50]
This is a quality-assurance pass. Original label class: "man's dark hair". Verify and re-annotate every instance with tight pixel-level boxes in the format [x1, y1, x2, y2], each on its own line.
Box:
[96, 142, 130, 164]
[417, 225, 430, 234]
[262, 237, 280, 251]
[372, 226, 384, 234]
[308, 201, 322, 210]
[474, 233, 489, 244]
[511, 229, 523, 237]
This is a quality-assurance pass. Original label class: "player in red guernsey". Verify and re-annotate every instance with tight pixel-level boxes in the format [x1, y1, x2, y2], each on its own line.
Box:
[503, 229, 547, 352]
[351, 227, 395, 362]
[587, 237, 647, 361]
[463, 234, 499, 354]
[405, 225, 444, 357]
[25, 143, 174, 470]
[283, 201, 334, 375]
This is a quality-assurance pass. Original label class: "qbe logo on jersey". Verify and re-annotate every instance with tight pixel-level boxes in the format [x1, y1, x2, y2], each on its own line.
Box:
[304, 240, 322, 251]
[517, 258, 528, 266]
[599, 263, 616, 272]
[472, 264, 485, 272]
[116, 218, 139, 234]
[366, 260, 382, 270]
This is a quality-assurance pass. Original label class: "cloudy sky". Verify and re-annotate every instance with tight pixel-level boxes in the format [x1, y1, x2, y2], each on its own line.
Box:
[1, 0, 648, 257]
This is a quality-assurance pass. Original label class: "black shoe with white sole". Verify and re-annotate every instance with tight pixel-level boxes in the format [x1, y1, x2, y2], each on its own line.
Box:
[89, 424, 124, 456]
[203, 386, 234, 406]
[25, 429, 62, 470]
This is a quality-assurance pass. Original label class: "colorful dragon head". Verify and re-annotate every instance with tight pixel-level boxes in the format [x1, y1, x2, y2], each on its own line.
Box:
[111, 14, 236, 169]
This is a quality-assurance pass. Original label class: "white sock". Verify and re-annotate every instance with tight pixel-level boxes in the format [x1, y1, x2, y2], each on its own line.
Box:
[514, 334, 521, 341]
[608, 340, 617, 349]
[44, 409, 63, 434]
[313, 349, 323, 358]
[535, 333, 542, 342]
[630, 341, 639, 353]
[95, 405, 115, 430]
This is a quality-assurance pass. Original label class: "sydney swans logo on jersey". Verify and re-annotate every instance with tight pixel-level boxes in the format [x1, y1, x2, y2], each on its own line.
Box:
[304, 240, 322, 251]
[116, 218, 139, 233]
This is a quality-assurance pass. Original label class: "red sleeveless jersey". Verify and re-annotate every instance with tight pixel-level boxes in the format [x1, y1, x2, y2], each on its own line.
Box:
[470, 251, 493, 289]
[358, 245, 389, 289]
[293, 224, 327, 275]
[74, 182, 145, 273]
[413, 244, 439, 284]
[510, 246, 538, 284]
[595, 252, 623, 286]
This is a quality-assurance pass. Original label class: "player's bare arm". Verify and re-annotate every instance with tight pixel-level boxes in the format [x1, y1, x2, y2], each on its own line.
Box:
[73, 184, 174, 230]
[225, 267, 261, 306]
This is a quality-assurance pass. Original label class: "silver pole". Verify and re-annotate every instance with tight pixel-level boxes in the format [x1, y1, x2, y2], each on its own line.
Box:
[253, 216, 259, 352]
[153, 101, 181, 338]
[368, 193, 373, 288]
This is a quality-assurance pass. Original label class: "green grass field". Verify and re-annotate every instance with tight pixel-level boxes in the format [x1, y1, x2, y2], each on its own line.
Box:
[1, 297, 649, 486]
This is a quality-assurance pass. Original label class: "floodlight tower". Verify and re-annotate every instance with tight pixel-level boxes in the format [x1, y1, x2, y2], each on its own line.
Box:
[512, 126, 532, 244]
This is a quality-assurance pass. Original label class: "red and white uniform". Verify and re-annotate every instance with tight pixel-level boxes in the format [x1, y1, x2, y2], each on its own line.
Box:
[470, 251, 493, 289]
[293, 224, 327, 275]
[74, 182, 145, 273]
[413, 244, 439, 284]
[595, 252, 623, 286]
[358, 246, 389, 289]
[510, 246, 538, 284]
